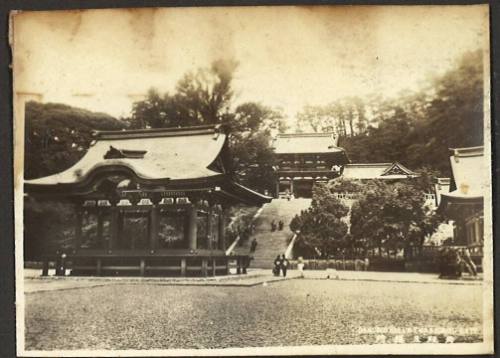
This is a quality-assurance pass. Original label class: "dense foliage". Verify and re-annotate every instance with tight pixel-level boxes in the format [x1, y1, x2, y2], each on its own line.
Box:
[290, 184, 349, 258]
[297, 50, 484, 175]
[25, 101, 126, 179]
[290, 177, 441, 259]
[125, 59, 286, 194]
[24, 198, 76, 261]
[350, 180, 441, 257]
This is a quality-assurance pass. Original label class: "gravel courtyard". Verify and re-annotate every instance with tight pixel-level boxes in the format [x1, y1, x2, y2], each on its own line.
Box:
[25, 279, 482, 350]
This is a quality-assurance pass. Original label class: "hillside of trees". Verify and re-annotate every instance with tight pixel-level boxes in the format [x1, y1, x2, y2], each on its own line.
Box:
[297, 50, 484, 176]
[25, 102, 126, 179]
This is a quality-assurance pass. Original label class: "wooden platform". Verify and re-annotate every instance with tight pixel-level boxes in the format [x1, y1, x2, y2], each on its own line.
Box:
[43, 250, 251, 277]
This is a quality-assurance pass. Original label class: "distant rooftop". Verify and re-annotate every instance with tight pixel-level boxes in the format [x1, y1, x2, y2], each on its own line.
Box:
[272, 132, 344, 155]
[342, 162, 419, 180]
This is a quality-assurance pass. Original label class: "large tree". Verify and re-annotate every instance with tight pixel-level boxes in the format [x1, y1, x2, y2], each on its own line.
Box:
[128, 59, 238, 129]
[290, 183, 349, 258]
[126, 60, 286, 194]
[229, 102, 286, 193]
[350, 180, 441, 257]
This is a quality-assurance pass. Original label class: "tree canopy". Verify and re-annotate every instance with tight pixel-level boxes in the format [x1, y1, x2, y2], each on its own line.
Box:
[297, 49, 484, 176]
[128, 59, 238, 129]
[125, 59, 286, 194]
[290, 183, 349, 258]
[350, 179, 441, 257]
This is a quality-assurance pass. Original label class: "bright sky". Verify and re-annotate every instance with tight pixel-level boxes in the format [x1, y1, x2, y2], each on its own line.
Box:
[13, 5, 488, 122]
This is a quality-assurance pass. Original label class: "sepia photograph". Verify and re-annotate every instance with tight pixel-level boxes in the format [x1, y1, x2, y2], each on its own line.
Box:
[11, 4, 493, 356]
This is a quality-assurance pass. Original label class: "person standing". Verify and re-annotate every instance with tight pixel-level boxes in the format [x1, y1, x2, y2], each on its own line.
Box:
[461, 247, 477, 276]
[273, 255, 281, 276]
[250, 238, 258, 253]
[280, 254, 289, 277]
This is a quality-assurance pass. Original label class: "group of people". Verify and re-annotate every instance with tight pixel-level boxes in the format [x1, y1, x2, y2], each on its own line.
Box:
[270, 220, 284, 232]
[273, 254, 290, 277]
[439, 246, 478, 278]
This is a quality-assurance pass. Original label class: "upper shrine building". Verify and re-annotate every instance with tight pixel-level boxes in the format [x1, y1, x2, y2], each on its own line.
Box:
[272, 132, 419, 198]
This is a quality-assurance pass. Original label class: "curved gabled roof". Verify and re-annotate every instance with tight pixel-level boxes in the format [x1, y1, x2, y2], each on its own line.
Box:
[25, 125, 228, 186]
[342, 162, 419, 180]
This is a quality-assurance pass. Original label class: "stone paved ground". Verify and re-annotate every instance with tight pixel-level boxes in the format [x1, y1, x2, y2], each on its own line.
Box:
[24, 279, 482, 351]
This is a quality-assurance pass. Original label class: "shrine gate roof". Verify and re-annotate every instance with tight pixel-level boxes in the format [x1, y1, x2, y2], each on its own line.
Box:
[342, 162, 419, 180]
[272, 132, 346, 155]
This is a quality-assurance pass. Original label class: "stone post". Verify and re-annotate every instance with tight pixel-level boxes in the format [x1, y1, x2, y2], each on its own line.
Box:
[75, 205, 83, 250]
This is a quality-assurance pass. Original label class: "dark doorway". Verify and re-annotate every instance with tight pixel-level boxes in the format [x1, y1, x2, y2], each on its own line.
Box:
[119, 211, 149, 249]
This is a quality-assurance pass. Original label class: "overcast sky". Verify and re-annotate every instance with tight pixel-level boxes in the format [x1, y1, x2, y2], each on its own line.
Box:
[13, 5, 488, 121]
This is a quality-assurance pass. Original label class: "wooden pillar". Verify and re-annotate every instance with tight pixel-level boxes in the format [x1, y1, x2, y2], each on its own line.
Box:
[276, 180, 280, 198]
[212, 258, 217, 276]
[75, 206, 83, 250]
[149, 203, 159, 251]
[188, 202, 198, 250]
[97, 209, 104, 248]
[219, 207, 227, 251]
[207, 204, 213, 250]
[109, 205, 119, 251]
[290, 178, 294, 197]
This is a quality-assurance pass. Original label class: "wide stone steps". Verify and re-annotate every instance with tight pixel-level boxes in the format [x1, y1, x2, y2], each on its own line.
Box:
[232, 198, 311, 269]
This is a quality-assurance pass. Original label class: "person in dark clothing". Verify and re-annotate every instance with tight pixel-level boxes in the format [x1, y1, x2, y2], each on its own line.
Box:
[280, 254, 289, 277]
[250, 238, 258, 252]
[273, 255, 281, 276]
[271, 220, 276, 232]
[278, 220, 284, 231]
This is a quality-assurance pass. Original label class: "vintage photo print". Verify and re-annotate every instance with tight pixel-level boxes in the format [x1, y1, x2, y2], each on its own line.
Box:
[11, 4, 493, 356]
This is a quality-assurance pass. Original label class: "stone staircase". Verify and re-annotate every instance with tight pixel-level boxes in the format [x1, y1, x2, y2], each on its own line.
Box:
[232, 198, 311, 269]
